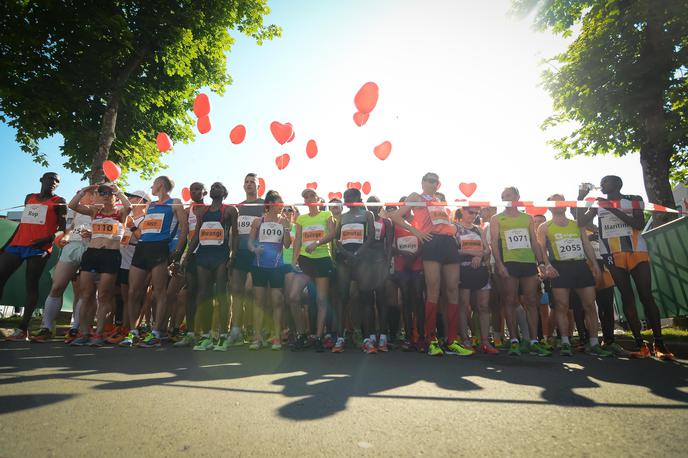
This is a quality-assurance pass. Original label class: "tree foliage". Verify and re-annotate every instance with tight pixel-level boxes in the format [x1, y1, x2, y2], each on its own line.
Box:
[513, 0, 688, 189]
[0, 0, 280, 181]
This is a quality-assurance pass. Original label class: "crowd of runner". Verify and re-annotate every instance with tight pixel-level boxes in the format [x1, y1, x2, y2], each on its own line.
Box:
[0, 171, 675, 360]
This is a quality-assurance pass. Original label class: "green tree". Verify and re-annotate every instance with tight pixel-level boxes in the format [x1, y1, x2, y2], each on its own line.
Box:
[0, 0, 280, 183]
[514, 0, 688, 219]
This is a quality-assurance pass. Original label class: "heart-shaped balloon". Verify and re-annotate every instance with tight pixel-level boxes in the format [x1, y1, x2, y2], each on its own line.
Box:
[181, 187, 191, 202]
[287, 124, 295, 143]
[306, 140, 318, 159]
[258, 178, 265, 197]
[156, 132, 172, 152]
[348, 182, 361, 190]
[193, 93, 211, 118]
[459, 182, 477, 197]
[353, 111, 369, 127]
[102, 160, 121, 181]
[229, 124, 246, 144]
[362, 181, 371, 195]
[373, 141, 392, 161]
[270, 121, 293, 145]
[354, 82, 379, 114]
[275, 153, 290, 170]
[197, 115, 212, 134]
[328, 192, 343, 200]
[306, 182, 318, 190]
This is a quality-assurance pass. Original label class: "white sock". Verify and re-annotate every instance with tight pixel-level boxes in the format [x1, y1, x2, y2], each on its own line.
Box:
[230, 326, 241, 336]
[70, 298, 83, 329]
[369, 334, 376, 343]
[531, 339, 539, 345]
[41, 295, 63, 329]
[589, 337, 599, 347]
[152, 330, 160, 338]
[561, 336, 570, 344]
[380, 334, 387, 342]
[131, 329, 139, 336]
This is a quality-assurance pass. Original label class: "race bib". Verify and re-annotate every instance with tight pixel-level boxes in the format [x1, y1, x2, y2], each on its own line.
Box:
[505, 228, 531, 250]
[460, 238, 482, 251]
[600, 213, 632, 239]
[238, 215, 257, 235]
[259, 222, 284, 243]
[341, 223, 364, 245]
[21, 204, 48, 225]
[92, 218, 120, 239]
[120, 231, 132, 246]
[555, 236, 585, 260]
[199, 221, 224, 246]
[429, 207, 450, 226]
[141, 213, 164, 234]
[302, 224, 325, 247]
[188, 212, 197, 241]
[396, 235, 418, 254]
[374, 221, 382, 240]
[591, 240, 602, 260]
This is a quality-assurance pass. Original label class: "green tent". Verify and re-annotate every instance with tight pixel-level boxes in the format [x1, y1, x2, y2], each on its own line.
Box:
[0, 219, 74, 313]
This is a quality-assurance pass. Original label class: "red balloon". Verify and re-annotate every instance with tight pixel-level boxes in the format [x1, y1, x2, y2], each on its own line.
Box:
[306, 182, 318, 190]
[286, 123, 295, 143]
[229, 124, 246, 144]
[275, 153, 290, 170]
[102, 160, 121, 181]
[197, 115, 212, 134]
[362, 181, 371, 195]
[193, 93, 211, 118]
[270, 121, 294, 145]
[306, 140, 318, 159]
[258, 178, 266, 197]
[328, 192, 343, 200]
[459, 182, 477, 198]
[353, 111, 369, 127]
[181, 187, 191, 202]
[354, 82, 379, 114]
[373, 141, 392, 161]
[156, 132, 172, 152]
[348, 181, 361, 190]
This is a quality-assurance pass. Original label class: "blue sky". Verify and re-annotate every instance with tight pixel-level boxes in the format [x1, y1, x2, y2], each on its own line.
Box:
[0, 0, 648, 214]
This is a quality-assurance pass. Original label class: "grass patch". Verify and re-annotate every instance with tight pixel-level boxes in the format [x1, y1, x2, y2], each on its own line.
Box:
[623, 327, 688, 342]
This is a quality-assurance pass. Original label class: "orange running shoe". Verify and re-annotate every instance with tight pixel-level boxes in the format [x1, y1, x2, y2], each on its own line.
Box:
[64, 328, 79, 344]
[5, 328, 27, 341]
[29, 328, 52, 342]
[653, 343, 675, 361]
[106, 328, 128, 345]
[480, 343, 500, 355]
[629, 343, 651, 359]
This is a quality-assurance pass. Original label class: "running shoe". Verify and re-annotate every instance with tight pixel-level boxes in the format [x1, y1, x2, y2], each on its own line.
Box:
[173, 333, 195, 348]
[193, 336, 214, 351]
[653, 343, 675, 361]
[332, 337, 345, 353]
[519, 340, 531, 354]
[64, 328, 79, 345]
[70, 335, 91, 346]
[508, 341, 521, 356]
[323, 334, 335, 350]
[629, 342, 651, 359]
[249, 338, 263, 350]
[471, 336, 480, 348]
[400, 339, 415, 352]
[479, 343, 499, 355]
[540, 339, 553, 351]
[498, 339, 512, 351]
[89, 333, 106, 347]
[493, 337, 504, 349]
[362, 338, 377, 354]
[427, 339, 443, 356]
[417, 338, 428, 354]
[119, 332, 139, 347]
[5, 328, 28, 342]
[270, 337, 282, 351]
[586, 344, 613, 358]
[603, 342, 630, 357]
[530, 341, 552, 357]
[227, 332, 245, 347]
[106, 328, 128, 345]
[138, 333, 161, 348]
[291, 334, 308, 351]
[559, 342, 573, 356]
[214, 335, 229, 352]
[378, 335, 389, 353]
[446, 340, 474, 356]
[314, 337, 325, 353]
[29, 328, 52, 342]
[168, 328, 183, 343]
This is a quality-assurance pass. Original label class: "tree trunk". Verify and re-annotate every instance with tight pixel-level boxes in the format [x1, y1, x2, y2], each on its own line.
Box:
[89, 43, 152, 184]
[638, 2, 676, 226]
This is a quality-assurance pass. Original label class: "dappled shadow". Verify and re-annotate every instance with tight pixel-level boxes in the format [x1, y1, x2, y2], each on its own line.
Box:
[1, 339, 687, 419]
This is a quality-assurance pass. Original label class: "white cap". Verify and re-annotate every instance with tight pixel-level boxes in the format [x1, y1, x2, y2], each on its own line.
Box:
[126, 190, 152, 202]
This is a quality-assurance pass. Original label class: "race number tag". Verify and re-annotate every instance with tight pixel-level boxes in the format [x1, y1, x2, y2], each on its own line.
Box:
[199, 222, 224, 246]
[120, 231, 132, 246]
[341, 223, 364, 245]
[92, 219, 120, 239]
[600, 214, 632, 239]
[259, 222, 284, 243]
[460, 238, 482, 251]
[396, 235, 418, 254]
[504, 228, 531, 250]
[374, 221, 382, 240]
[429, 207, 450, 226]
[140, 213, 164, 234]
[591, 240, 602, 260]
[302, 224, 325, 247]
[238, 215, 257, 235]
[555, 237, 585, 260]
[21, 204, 48, 225]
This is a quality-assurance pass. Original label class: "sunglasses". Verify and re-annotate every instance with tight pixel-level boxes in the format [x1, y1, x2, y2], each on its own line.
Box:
[98, 191, 113, 197]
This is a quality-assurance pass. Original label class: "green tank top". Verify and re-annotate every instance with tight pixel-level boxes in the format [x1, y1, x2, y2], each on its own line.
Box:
[545, 219, 586, 262]
[296, 211, 332, 259]
[497, 211, 536, 263]
[282, 224, 296, 264]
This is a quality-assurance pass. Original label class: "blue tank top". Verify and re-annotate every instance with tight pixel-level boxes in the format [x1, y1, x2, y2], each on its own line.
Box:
[139, 199, 177, 243]
[254, 217, 285, 268]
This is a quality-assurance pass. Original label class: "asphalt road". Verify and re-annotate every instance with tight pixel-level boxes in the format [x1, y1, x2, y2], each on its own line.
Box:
[1, 340, 687, 457]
